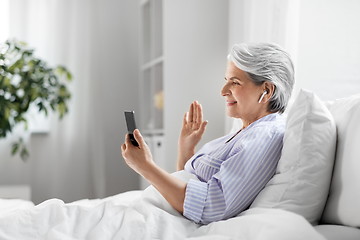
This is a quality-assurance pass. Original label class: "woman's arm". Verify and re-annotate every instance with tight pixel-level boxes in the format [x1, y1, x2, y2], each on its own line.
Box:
[177, 101, 208, 170]
[142, 161, 187, 213]
[121, 129, 187, 213]
[121, 101, 207, 213]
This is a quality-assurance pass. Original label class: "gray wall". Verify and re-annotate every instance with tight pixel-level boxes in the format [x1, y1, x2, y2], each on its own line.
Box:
[295, 0, 360, 101]
[163, 0, 229, 172]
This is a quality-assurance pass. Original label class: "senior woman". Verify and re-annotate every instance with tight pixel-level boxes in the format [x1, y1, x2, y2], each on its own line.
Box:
[121, 42, 295, 224]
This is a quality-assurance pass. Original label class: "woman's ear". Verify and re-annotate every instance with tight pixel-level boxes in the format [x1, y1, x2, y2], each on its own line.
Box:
[262, 82, 275, 103]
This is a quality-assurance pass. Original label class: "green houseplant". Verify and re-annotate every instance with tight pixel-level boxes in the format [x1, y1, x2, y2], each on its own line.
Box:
[0, 39, 72, 160]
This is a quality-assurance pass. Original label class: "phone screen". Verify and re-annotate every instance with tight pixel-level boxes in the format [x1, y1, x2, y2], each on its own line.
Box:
[124, 111, 139, 146]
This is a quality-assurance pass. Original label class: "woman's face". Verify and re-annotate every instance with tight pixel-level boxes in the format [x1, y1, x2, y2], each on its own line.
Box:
[221, 61, 268, 125]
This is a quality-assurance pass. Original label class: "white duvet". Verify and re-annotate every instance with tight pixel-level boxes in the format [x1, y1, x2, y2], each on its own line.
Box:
[0, 171, 325, 240]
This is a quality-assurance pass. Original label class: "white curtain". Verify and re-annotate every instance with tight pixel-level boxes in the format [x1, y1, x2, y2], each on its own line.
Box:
[0, 0, 106, 203]
[1, 0, 140, 204]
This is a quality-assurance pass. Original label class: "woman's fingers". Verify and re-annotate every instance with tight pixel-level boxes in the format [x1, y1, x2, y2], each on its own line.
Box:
[199, 120, 208, 135]
[121, 143, 126, 154]
[123, 134, 130, 147]
[192, 102, 197, 123]
[183, 101, 204, 129]
[189, 101, 199, 124]
[188, 102, 194, 123]
[183, 112, 188, 126]
[197, 102, 203, 125]
[133, 129, 145, 148]
[186, 101, 196, 124]
[121, 136, 129, 158]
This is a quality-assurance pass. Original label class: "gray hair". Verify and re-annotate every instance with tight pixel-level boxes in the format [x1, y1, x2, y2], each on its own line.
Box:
[228, 43, 295, 114]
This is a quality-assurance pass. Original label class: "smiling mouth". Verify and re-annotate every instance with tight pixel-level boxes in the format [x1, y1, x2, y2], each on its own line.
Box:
[227, 101, 237, 106]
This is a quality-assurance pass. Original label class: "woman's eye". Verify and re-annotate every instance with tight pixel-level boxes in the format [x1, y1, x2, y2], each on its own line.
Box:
[224, 78, 240, 85]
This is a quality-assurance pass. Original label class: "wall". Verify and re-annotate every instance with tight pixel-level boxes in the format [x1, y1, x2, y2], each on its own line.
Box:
[94, 0, 141, 199]
[296, 0, 360, 101]
[163, 0, 229, 173]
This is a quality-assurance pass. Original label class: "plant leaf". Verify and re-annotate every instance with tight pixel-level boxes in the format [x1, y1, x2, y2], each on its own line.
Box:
[12, 143, 19, 155]
[20, 147, 29, 161]
[66, 71, 72, 81]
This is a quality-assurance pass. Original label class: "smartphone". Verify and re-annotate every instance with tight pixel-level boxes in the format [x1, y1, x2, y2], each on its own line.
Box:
[124, 111, 139, 147]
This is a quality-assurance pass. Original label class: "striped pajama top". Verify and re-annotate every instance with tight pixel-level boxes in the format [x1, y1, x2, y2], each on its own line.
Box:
[183, 113, 285, 224]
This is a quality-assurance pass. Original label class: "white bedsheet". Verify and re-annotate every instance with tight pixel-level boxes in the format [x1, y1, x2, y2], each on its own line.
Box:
[0, 171, 325, 240]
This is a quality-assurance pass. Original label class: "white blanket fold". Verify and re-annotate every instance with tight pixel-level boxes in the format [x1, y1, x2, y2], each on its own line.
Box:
[0, 171, 325, 240]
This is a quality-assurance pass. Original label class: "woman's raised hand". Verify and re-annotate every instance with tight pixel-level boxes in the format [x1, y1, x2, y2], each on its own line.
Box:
[177, 101, 208, 170]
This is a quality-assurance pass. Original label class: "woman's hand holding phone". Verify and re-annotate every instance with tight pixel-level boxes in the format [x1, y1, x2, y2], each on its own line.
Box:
[121, 128, 154, 176]
[122, 111, 153, 175]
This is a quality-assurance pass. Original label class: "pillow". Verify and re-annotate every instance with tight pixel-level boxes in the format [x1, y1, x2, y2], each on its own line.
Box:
[320, 93, 360, 227]
[249, 89, 336, 225]
[229, 118, 243, 133]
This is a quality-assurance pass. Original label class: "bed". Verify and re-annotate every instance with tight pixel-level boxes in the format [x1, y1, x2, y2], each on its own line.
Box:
[0, 170, 325, 240]
[1, 89, 360, 239]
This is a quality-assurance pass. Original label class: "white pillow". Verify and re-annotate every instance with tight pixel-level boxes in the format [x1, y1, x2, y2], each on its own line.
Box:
[229, 118, 243, 133]
[321, 93, 360, 227]
[250, 89, 336, 225]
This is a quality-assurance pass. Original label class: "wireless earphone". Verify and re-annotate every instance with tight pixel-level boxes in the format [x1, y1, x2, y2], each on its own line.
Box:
[258, 90, 267, 103]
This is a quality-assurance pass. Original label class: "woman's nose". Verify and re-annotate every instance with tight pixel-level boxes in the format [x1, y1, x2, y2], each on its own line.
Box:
[221, 82, 231, 97]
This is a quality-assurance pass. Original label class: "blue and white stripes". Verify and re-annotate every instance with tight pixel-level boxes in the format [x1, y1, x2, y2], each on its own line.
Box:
[183, 113, 285, 224]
